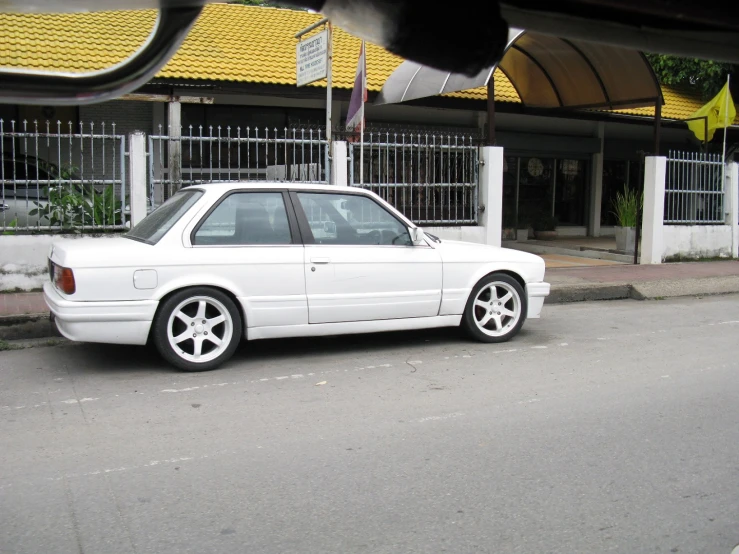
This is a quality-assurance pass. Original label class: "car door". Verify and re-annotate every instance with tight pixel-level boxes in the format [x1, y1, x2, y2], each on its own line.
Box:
[190, 190, 307, 328]
[291, 190, 443, 324]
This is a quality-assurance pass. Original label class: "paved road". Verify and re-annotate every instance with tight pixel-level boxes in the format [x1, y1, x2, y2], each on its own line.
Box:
[2, 295, 739, 554]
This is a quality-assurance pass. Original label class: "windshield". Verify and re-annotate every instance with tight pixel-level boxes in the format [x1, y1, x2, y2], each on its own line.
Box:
[125, 189, 203, 245]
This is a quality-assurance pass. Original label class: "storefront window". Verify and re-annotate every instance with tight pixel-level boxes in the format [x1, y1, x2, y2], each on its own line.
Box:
[518, 157, 554, 227]
[555, 159, 587, 226]
[500, 155, 591, 230]
[503, 156, 518, 228]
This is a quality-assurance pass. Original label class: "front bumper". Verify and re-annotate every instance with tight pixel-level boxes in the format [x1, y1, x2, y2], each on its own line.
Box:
[44, 282, 158, 345]
[526, 282, 551, 319]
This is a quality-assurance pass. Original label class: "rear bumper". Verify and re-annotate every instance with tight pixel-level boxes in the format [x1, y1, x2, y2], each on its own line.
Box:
[526, 282, 550, 319]
[43, 282, 158, 345]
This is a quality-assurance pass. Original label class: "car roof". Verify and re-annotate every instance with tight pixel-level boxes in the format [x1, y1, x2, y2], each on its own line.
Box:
[186, 181, 371, 195]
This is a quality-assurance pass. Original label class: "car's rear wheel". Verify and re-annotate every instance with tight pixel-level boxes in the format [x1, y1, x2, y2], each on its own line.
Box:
[153, 287, 242, 371]
[462, 273, 527, 343]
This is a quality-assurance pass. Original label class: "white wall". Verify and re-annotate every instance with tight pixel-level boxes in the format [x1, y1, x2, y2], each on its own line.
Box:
[0, 235, 120, 291]
[423, 226, 487, 244]
[662, 225, 734, 260]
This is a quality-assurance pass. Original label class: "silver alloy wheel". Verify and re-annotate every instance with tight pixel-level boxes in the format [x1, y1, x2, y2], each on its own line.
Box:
[166, 295, 234, 364]
[472, 281, 522, 337]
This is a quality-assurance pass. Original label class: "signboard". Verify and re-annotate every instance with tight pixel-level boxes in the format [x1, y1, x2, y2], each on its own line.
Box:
[296, 29, 328, 87]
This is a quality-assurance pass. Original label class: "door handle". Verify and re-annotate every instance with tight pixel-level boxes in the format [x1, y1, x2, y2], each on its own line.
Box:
[310, 257, 331, 264]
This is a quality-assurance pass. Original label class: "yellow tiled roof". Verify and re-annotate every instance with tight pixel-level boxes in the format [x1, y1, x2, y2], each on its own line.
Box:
[0, 3, 734, 123]
[609, 84, 732, 121]
[0, 4, 521, 103]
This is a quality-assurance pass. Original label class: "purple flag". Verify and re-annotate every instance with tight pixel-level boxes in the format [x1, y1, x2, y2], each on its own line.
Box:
[346, 41, 366, 132]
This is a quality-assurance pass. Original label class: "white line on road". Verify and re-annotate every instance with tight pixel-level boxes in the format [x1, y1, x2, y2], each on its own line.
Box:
[415, 412, 465, 424]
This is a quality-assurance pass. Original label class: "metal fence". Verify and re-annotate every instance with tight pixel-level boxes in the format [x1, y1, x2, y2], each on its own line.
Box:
[348, 132, 479, 225]
[665, 150, 724, 225]
[149, 125, 329, 203]
[0, 119, 127, 232]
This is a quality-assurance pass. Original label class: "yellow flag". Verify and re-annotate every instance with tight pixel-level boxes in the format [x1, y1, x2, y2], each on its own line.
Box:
[686, 80, 736, 143]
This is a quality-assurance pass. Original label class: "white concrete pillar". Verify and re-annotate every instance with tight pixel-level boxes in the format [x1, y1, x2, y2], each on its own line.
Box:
[331, 141, 348, 186]
[479, 146, 504, 247]
[588, 122, 605, 237]
[128, 132, 148, 227]
[167, 100, 182, 199]
[640, 156, 666, 264]
[728, 161, 739, 258]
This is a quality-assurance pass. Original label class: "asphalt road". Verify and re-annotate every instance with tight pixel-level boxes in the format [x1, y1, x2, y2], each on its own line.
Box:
[2, 295, 739, 554]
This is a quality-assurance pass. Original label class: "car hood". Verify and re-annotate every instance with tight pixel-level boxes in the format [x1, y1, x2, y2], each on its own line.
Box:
[49, 236, 158, 268]
[431, 238, 543, 264]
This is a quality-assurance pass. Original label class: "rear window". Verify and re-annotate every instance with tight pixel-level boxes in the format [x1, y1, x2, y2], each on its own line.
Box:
[125, 189, 203, 245]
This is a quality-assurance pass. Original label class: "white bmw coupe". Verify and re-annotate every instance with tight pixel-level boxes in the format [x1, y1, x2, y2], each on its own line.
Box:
[44, 183, 550, 371]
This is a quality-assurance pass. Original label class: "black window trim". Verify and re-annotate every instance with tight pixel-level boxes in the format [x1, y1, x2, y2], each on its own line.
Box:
[289, 190, 413, 247]
[189, 189, 302, 247]
[125, 188, 204, 246]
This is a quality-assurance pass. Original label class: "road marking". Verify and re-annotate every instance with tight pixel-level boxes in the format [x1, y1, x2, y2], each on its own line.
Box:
[60, 397, 98, 404]
[415, 412, 465, 423]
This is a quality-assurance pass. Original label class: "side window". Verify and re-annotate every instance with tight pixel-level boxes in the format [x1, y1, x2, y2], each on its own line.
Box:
[296, 192, 411, 246]
[193, 192, 292, 246]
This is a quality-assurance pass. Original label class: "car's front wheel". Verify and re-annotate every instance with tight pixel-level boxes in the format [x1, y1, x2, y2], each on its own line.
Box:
[152, 287, 242, 371]
[462, 273, 527, 343]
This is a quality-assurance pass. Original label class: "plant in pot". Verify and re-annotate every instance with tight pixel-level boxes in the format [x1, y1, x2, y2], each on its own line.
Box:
[611, 184, 642, 254]
[532, 212, 558, 240]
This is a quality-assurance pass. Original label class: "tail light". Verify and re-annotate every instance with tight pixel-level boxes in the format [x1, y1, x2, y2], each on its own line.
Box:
[51, 262, 76, 295]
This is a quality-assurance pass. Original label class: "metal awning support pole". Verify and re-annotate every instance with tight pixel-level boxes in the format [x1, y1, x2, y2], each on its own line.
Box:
[486, 77, 495, 146]
[654, 98, 662, 155]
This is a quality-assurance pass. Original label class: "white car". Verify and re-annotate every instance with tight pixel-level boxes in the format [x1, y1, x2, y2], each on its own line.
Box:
[44, 182, 550, 371]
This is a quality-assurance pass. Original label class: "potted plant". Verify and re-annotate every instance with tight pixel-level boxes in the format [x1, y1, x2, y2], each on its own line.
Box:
[611, 184, 642, 254]
[532, 212, 558, 240]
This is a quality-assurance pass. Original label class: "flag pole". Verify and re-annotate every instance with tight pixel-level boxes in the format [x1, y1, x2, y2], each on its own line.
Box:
[359, 40, 365, 185]
[722, 74, 730, 206]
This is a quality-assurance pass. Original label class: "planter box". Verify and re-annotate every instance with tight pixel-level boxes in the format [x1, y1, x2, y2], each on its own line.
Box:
[534, 230, 557, 241]
[615, 226, 636, 254]
[517, 228, 529, 242]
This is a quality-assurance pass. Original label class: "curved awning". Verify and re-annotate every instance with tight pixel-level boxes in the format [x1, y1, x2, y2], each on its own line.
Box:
[376, 28, 663, 110]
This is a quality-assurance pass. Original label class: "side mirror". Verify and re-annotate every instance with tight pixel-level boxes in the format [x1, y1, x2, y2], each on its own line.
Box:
[409, 227, 425, 244]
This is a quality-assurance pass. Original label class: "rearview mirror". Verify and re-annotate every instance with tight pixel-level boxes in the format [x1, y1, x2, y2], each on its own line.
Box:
[409, 227, 424, 244]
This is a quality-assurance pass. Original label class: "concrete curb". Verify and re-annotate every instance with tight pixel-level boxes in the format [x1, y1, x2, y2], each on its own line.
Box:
[546, 283, 633, 304]
[548, 275, 739, 304]
[0, 313, 61, 341]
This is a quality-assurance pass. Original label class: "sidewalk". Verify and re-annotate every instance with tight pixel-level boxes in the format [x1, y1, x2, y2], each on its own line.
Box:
[2, 261, 739, 340]
[546, 260, 739, 303]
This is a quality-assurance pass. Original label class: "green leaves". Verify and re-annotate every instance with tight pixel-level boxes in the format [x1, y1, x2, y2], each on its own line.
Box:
[611, 185, 643, 228]
[645, 54, 736, 100]
[33, 184, 125, 231]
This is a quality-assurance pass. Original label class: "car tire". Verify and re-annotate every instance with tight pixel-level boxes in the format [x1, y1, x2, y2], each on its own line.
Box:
[462, 273, 527, 343]
[152, 287, 242, 371]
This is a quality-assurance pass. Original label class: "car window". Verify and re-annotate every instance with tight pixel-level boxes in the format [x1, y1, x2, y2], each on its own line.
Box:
[296, 192, 411, 246]
[193, 192, 292, 246]
[126, 189, 203, 245]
